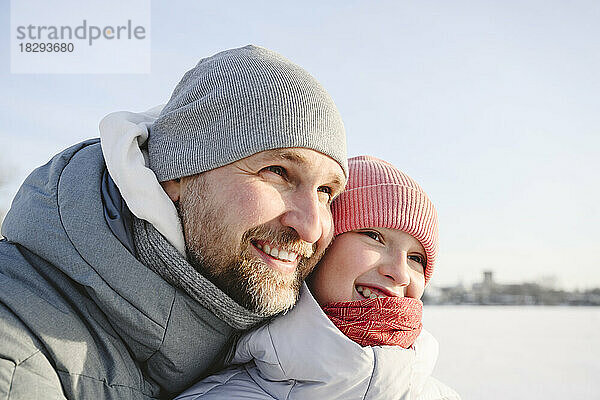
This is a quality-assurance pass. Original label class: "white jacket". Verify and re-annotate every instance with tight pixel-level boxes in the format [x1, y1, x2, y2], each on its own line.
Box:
[176, 285, 460, 400]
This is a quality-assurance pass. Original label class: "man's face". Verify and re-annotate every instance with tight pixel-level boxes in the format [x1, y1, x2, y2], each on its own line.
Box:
[177, 148, 346, 315]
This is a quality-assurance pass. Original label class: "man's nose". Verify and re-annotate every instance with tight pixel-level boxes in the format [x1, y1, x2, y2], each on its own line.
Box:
[380, 251, 411, 286]
[279, 190, 326, 244]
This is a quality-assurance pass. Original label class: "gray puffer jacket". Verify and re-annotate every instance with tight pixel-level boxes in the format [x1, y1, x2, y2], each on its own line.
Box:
[0, 140, 239, 399]
[176, 285, 461, 400]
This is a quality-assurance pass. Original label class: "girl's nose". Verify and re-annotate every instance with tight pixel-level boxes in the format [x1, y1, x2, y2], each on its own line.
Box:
[379, 251, 411, 286]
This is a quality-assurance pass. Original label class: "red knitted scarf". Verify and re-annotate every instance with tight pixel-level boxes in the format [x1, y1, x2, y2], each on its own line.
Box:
[321, 297, 423, 348]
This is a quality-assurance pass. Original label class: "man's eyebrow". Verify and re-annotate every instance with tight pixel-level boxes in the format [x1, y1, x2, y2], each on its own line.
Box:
[326, 174, 345, 190]
[274, 149, 310, 165]
[269, 149, 346, 187]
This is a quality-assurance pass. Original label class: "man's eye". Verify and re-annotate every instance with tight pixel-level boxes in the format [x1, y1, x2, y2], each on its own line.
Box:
[264, 166, 286, 177]
[408, 254, 426, 266]
[317, 186, 333, 202]
[359, 230, 382, 243]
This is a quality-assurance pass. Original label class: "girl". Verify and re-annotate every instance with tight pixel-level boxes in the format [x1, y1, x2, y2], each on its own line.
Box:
[176, 156, 460, 400]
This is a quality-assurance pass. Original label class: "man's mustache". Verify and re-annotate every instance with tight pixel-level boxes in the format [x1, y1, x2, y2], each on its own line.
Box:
[242, 225, 316, 259]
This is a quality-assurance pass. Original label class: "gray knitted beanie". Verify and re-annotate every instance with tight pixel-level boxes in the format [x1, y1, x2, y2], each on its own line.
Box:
[149, 45, 347, 181]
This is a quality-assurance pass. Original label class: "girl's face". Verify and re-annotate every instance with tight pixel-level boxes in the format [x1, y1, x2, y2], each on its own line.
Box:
[309, 228, 426, 304]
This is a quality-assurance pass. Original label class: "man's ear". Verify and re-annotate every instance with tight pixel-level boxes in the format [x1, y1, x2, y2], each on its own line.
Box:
[160, 179, 181, 202]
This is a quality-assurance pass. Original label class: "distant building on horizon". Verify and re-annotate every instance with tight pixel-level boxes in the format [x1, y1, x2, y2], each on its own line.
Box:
[424, 270, 600, 306]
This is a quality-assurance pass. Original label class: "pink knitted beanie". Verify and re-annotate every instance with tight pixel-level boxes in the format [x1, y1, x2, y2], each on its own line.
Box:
[332, 156, 439, 284]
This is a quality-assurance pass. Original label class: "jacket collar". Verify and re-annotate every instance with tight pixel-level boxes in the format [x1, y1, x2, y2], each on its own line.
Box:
[234, 284, 376, 382]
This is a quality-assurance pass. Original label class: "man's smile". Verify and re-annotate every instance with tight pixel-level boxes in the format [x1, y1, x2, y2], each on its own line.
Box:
[253, 240, 300, 262]
[252, 240, 301, 274]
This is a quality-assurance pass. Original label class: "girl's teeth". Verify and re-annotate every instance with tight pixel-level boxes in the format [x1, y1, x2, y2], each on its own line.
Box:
[357, 285, 388, 299]
[270, 247, 279, 258]
[279, 249, 289, 260]
[263, 244, 271, 254]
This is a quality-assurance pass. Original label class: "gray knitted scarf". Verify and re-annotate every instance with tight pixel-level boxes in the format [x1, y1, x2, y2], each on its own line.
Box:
[132, 217, 268, 330]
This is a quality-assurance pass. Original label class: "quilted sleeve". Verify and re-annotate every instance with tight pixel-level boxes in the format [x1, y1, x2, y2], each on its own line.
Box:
[0, 304, 66, 400]
[0, 354, 67, 400]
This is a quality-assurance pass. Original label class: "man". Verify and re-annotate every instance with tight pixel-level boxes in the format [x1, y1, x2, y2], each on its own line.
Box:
[0, 45, 347, 399]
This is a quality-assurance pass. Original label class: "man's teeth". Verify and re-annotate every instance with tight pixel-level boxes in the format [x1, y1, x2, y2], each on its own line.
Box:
[356, 285, 388, 299]
[255, 243, 298, 262]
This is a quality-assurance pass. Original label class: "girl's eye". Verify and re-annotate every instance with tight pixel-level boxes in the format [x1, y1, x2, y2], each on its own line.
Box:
[359, 230, 382, 243]
[408, 254, 426, 267]
[264, 165, 287, 177]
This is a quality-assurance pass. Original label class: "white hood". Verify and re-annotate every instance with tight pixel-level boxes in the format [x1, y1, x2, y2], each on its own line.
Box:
[99, 107, 187, 256]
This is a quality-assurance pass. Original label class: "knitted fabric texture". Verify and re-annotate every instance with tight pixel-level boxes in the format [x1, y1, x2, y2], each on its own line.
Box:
[332, 155, 439, 284]
[149, 44, 347, 181]
[132, 217, 268, 330]
[321, 297, 423, 348]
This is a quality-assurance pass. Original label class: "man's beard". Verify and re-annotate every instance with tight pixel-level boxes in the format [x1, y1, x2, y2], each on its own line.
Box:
[179, 175, 324, 316]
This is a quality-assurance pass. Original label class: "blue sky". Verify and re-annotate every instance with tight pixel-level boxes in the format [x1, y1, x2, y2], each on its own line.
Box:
[1, 0, 599, 289]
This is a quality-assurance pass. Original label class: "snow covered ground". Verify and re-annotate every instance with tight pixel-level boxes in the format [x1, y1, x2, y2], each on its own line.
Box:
[423, 306, 600, 399]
